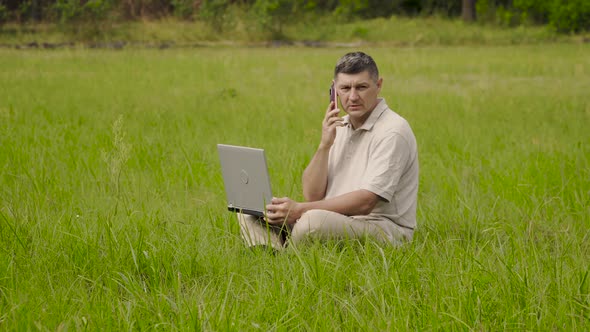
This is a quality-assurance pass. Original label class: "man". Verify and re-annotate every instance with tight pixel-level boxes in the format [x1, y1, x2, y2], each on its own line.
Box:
[238, 51, 419, 249]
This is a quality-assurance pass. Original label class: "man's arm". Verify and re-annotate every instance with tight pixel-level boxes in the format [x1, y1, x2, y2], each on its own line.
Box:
[302, 101, 343, 201]
[301, 145, 330, 201]
[301, 189, 379, 216]
[266, 190, 380, 225]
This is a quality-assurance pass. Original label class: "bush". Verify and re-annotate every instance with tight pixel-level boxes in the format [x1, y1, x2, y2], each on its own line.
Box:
[0, 0, 588, 34]
[171, 0, 194, 19]
[0, 3, 7, 26]
[53, 0, 113, 24]
[477, 0, 590, 32]
[251, 0, 296, 38]
[199, 0, 230, 32]
[118, 0, 172, 19]
[549, 0, 590, 33]
[52, 0, 115, 40]
[333, 0, 460, 20]
[14, 0, 34, 23]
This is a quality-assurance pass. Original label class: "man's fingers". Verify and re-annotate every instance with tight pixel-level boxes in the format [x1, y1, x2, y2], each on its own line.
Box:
[265, 208, 279, 218]
[326, 101, 336, 113]
[324, 114, 342, 125]
[266, 197, 289, 219]
[328, 108, 340, 117]
[324, 108, 340, 121]
[266, 218, 283, 225]
[271, 197, 289, 204]
[266, 209, 288, 225]
[326, 117, 344, 126]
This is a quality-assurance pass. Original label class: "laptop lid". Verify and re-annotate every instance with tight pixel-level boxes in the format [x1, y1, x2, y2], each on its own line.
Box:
[217, 144, 273, 217]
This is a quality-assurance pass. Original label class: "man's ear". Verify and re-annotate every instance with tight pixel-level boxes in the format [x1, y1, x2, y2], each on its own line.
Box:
[377, 77, 383, 93]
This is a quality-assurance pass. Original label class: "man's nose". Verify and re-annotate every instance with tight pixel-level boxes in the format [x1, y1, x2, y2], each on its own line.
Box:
[349, 89, 359, 100]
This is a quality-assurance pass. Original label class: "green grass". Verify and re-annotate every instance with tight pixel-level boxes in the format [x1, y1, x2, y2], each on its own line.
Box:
[0, 44, 589, 330]
[0, 15, 583, 46]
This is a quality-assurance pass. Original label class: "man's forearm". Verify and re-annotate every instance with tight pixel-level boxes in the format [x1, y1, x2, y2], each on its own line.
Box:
[302, 146, 331, 201]
[299, 190, 379, 217]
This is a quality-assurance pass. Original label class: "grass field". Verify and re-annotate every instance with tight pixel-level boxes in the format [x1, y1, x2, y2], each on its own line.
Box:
[0, 15, 576, 47]
[0, 44, 589, 330]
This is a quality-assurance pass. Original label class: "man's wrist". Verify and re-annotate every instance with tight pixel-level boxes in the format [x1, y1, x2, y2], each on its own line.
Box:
[296, 201, 312, 219]
[317, 143, 332, 151]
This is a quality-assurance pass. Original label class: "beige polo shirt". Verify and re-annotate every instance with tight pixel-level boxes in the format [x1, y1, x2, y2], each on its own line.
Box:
[325, 98, 419, 230]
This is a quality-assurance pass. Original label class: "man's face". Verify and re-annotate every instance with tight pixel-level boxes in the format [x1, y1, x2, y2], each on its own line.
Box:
[335, 70, 382, 127]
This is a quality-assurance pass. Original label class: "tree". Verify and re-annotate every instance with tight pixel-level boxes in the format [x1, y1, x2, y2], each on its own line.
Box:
[462, 0, 476, 22]
[251, 0, 294, 39]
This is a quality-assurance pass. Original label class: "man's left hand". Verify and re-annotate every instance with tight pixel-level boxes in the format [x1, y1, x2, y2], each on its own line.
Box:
[266, 197, 302, 225]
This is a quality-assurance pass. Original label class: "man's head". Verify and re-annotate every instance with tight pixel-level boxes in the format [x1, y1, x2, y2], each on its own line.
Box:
[334, 51, 379, 83]
[333, 52, 382, 128]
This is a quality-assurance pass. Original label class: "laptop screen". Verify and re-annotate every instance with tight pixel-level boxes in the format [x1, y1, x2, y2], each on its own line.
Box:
[217, 144, 273, 217]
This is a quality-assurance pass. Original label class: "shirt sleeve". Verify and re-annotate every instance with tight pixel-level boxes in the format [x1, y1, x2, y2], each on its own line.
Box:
[360, 132, 410, 202]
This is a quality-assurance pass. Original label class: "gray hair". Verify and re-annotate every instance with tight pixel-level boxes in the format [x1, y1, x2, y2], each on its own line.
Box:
[334, 52, 379, 82]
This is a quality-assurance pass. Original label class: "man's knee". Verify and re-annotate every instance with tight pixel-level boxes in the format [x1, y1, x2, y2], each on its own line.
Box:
[290, 209, 334, 243]
[237, 213, 285, 250]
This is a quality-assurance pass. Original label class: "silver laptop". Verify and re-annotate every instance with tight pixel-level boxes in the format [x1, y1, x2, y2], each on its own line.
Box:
[217, 144, 273, 217]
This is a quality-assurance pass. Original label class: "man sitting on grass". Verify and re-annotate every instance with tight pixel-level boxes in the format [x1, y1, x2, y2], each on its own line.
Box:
[238, 51, 419, 250]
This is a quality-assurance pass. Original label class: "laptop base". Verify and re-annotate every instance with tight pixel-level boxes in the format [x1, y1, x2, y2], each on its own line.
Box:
[228, 206, 264, 218]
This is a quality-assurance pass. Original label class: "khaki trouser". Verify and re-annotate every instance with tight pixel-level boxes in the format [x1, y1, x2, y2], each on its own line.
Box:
[237, 209, 413, 250]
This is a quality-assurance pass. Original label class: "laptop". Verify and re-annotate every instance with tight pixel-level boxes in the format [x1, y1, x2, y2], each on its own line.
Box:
[217, 144, 273, 217]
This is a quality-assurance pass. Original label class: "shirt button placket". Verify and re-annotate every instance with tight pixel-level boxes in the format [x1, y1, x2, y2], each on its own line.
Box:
[346, 132, 356, 160]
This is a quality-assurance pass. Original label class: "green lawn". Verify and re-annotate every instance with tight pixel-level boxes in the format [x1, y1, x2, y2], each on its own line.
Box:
[0, 15, 571, 46]
[0, 44, 589, 330]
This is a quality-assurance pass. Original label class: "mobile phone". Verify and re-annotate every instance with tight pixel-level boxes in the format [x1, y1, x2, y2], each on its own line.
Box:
[329, 82, 336, 106]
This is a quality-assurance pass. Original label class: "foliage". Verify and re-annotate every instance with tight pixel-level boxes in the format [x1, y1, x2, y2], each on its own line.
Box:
[0, 0, 588, 34]
[513, 0, 552, 23]
[117, 0, 172, 19]
[47, 0, 116, 40]
[477, 0, 590, 32]
[333, 0, 461, 20]
[0, 3, 7, 26]
[251, 0, 296, 38]
[13, 0, 38, 23]
[53, 0, 113, 24]
[548, 0, 590, 33]
[170, 0, 193, 19]
[199, 0, 231, 32]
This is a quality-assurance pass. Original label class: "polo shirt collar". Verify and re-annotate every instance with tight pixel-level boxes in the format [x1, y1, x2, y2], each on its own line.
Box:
[342, 98, 387, 131]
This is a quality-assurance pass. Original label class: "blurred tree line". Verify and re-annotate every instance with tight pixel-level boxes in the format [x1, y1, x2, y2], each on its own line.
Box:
[0, 0, 588, 33]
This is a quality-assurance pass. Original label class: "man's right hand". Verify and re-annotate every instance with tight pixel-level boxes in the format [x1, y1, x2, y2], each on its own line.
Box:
[303, 100, 343, 201]
[320, 101, 344, 149]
